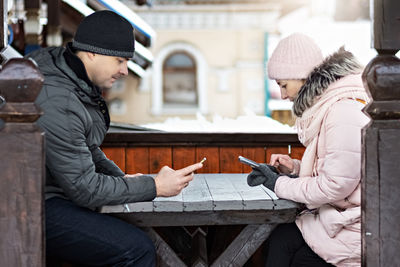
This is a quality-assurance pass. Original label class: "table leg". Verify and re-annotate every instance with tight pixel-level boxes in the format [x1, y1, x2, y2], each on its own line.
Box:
[189, 227, 208, 267]
[143, 227, 187, 267]
[210, 224, 277, 267]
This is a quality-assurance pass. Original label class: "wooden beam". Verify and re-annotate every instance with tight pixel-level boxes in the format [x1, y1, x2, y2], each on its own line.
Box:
[0, 58, 45, 266]
[24, 0, 41, 9]
[143, 227, 187, 267]
[102, 132, 302, 147]
[47, 0, 61, 26]
[372, 0, 400, 53]
[46, 0, 62, 46]
[24, 0, 42, 48]
[0, 0, 7, 50]
[111, 209, 298, 227]
[211, 224, 276, 267]
[362, 0, 400, 265]
[190, 227, 208, 267]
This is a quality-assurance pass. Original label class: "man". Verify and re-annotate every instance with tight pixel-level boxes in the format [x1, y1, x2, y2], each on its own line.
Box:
[28, 10, 203, 266]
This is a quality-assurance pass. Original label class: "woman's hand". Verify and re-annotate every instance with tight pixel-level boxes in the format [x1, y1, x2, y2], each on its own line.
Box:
[247, 164, 280, 191]
[270, 154, 294, 174]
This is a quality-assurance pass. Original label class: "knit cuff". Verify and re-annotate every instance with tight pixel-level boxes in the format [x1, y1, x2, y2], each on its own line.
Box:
[72, 40, 134, 59]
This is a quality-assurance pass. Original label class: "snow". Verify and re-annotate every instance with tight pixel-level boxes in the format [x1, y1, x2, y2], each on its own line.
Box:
[140, 110, 296, 133]
[268, 99, 293, 111]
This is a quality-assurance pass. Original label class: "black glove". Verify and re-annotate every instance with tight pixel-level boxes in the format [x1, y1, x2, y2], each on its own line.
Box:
[247, 164, 280, 191]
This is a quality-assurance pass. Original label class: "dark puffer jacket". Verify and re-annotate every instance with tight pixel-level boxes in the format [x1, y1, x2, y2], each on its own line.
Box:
[29, 47, 156, 209]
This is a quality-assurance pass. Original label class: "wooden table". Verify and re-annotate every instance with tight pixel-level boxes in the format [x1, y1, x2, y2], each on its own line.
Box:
[101, 174, 299, 267]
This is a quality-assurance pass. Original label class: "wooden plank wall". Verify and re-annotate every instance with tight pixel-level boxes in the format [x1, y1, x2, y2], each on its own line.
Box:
[102, 133, 305, 174]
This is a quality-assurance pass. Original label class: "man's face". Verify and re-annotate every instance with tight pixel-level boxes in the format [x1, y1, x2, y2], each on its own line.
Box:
[276, 79, 305, 101]
[87, 54, 129, 89]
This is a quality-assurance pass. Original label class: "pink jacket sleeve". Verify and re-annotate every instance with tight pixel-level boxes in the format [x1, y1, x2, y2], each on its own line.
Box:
[274, 100, 369, 207]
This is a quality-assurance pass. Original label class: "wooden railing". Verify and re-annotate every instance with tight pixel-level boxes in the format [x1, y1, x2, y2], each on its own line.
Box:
[361, 0, 400, 265]
[101, 132, 305, 174]
[0, 58, 45, 266]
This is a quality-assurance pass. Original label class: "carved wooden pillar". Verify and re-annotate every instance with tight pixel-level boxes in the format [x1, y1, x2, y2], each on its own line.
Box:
[361, 0, 400, 265]
[0, 0, 6, 50]
[24, 0, 42, 53]
[0, 58, 45, 266]
[46, 0, 62, 47]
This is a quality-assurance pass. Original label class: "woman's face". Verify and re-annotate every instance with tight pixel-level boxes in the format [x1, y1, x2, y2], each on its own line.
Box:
[276, 79, 305, 101]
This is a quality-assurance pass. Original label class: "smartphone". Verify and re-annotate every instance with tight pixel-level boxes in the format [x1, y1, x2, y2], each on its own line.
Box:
[238, 156, 260, 168]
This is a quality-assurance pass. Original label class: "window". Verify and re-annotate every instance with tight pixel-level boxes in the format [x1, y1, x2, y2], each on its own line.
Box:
[152, 42, 207, 115]
[163, 52, 197, 108]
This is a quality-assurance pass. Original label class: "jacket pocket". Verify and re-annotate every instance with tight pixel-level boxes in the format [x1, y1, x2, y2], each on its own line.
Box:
[319, 205, 360, 238]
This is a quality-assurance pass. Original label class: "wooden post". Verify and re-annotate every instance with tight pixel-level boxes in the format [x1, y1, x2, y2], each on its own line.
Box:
[0, 0, 7, 50]
[362, 0, 400, 265]
[46, 0, 62, 47]
[24, 0, 42, 52]
[0, 58, 45, 266]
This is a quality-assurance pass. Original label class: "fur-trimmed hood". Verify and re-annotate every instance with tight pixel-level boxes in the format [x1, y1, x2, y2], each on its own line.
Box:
[293, 48, 363, 117]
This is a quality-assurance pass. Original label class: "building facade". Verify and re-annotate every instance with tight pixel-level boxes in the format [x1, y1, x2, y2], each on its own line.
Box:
[108, 0, 295, 124]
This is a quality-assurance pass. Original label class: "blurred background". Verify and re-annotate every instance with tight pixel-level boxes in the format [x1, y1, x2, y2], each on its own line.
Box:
[3, 0, 387, 130]
[119, 0, 374, 128]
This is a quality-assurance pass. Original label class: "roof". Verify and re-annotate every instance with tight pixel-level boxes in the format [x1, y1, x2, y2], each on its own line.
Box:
[62, 0, 155, 77]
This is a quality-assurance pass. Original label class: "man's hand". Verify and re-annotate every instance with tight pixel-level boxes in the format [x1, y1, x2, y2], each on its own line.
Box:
[154, 163, 203, 197]
[270, 154, 294, 174]
[247, 164, 280, 192]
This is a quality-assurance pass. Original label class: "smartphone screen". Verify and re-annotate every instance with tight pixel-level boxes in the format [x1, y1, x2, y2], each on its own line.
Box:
[238, 156, 260, 168]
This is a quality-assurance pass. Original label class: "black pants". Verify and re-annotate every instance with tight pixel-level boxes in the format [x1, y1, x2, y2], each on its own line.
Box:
[265, 223, 334, 267]
[45, 197, 156, 267]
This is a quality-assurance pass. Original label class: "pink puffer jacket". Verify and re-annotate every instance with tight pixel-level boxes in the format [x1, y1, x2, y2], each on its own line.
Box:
[275, 80, 370, 265]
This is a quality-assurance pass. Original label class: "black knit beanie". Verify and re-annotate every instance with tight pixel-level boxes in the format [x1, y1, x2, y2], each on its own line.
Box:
[72, 10, 135, 58]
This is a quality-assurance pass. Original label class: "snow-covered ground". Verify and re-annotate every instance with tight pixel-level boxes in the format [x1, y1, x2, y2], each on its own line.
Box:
[141, 111, 296, 133]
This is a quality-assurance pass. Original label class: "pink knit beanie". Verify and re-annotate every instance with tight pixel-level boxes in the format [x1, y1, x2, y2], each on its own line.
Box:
[267, 33, 324, 80]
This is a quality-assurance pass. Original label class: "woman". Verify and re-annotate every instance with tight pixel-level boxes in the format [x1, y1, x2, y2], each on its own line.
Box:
[247, 33, 370, 266]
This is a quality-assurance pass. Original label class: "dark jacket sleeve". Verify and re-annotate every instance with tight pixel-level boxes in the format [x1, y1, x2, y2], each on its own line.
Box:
[91, 147, 125, 176]
[39, 93, 156, 209]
